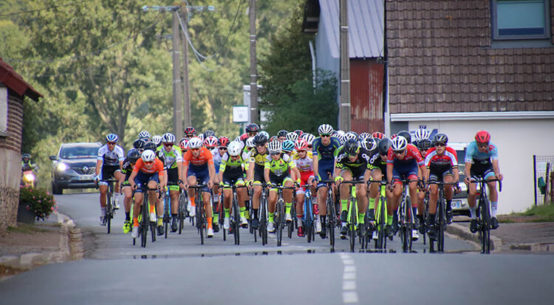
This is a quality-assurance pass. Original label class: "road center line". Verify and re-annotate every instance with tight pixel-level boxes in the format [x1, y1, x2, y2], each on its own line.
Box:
[340, 253, 359, 304]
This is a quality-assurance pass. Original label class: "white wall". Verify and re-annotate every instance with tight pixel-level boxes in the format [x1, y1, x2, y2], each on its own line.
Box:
[408, 119, 554, 214]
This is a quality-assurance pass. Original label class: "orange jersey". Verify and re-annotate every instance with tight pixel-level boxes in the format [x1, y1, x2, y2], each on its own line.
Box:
[183, 147, 214, 167]
[133, 158, 165, 175]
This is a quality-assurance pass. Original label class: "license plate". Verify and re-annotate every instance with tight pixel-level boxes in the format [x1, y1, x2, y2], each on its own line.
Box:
[452, 200, 462, 209]
[80, 175, 93, 181]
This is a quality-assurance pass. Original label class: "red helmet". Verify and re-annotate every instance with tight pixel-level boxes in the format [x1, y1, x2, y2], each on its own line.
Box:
[240, 133, 249, 141]
[295, 139, 309, 151]
[218, 136, 230, 147]
[475, 130, 491, 143]
[372, 131, 385, 140]
[204, 136, 218, 148]
[184, 127, 196, 136]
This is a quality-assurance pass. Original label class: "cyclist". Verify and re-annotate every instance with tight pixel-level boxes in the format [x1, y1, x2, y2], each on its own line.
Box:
[334, 139, 372, 239]
[424, 133, 459, 238]
[245, 123, 260, 139]
[465, 130, 503, 232]
[312, 124, 341, 238]
[219, 141, 249, 230]
[205, 136, 222, 231]
[128, 150, 166, 239]
[152, 135, 162, 148]
[293, 139, 317, 237]
[277, 130, 288, 142]
[184, 126, 196, 139]
[386, 136, 427, 238]
[21, 153, 38, 171]
[265, 140, 298, 233]
[95, 133, 125, 226]
[156, 133, 185, 233]
[120, 148, 140, 234]
[182, 137, 216, 237]
[138, 130, 151, 142]
[367, 138, 394, 239]
[246, 133, 269, 229]
[282, 139, 295, 158]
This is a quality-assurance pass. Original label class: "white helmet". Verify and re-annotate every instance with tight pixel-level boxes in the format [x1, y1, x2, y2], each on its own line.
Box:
[188, 137, 203, 149]
[228, 141, 242, 156]
[233, 140, 245, 151]
[162, 133, 176, 144]
[414, 128, 431, 141]
[318, 124, 334, 135]
[286, 132, 298, 142]
[391, 136, 408, 152]
[303, 133, 316, 146]
[246, 136, 256, 148]
[345, 131, 358, 142]
[268, 140, 282, 154]
[152, 135, 162, 146]
[138, 130, 151, 140]
[141, 150, 156, 162]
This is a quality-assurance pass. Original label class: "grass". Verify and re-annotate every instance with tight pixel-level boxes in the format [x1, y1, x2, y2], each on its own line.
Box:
[500, 203, 554, 223]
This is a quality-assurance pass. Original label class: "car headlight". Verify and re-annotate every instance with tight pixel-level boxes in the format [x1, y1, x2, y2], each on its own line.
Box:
[57, 163, 69, 172]
[23, 173, 35, 181]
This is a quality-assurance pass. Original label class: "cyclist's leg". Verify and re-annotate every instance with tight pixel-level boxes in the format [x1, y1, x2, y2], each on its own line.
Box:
[296, 186, 305, 226]
[283, 177, 294, 220]
[339, 170, 353, 232]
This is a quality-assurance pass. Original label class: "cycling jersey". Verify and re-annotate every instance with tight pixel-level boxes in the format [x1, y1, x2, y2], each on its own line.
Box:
[367, 150, 388, 179]
[387, 144, 424, 183]
[133, 158, 165, 175]
[211, 148, 223, 174]
[97, 144, 124, 167]
[249, 150, 269, 183]
[465, 141, 498, 178]
[312, 137, 341, 160]
[335, 146, 372, 179]
[183, 147, 214, 169]
[425, 146, 458, 171]
[265, 154, 296, 185]
[220, 153, 246, 185]
[120, 158, 135, 182]
[293, 151, 314, 172]
[156, 145, 182, 170]
[386, 144, 425, 166]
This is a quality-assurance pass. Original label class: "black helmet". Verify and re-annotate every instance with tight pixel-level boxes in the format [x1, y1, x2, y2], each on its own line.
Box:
[378, 138, 392, 155]
[434, 133, 448, 145]
[254, 133, 268, 146]
[127, 148, 140, 163]
[277, 130, 288, 138]
[361, 137, 377, 151]
[144, 141, 157, 152]
[344, 139, 360, 155]
[133, 139, 146, 150]
[245, 123, 260, 133]
[417, 138, 432, 151]
[397, 130, 412, 144]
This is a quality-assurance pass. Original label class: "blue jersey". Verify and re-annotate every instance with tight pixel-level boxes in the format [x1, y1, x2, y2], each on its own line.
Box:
[464, 141, 498, 164]
[312, 137, 341, 160]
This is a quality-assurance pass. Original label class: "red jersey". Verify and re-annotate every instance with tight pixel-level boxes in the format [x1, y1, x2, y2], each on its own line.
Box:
[386, 144, 425, 167]
[424, 146, 458, 168]
[183, 147, 214, 167]
[133, 158, 165, 175]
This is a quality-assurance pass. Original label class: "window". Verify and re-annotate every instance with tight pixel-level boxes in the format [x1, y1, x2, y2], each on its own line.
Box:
[492, 0, 551, 40]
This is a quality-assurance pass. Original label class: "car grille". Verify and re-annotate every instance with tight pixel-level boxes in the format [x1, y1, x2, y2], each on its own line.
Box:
[73, 166, 95, 175]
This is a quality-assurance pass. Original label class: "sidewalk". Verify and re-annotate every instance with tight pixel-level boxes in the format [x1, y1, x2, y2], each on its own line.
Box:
[0, 212, 84, 280]
[448, 215, 554, 253]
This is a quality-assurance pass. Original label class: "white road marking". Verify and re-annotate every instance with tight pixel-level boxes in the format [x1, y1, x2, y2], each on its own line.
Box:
[340, 253, 359, 304]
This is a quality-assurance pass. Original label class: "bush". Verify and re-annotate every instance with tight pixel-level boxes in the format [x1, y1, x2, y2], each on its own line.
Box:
[19, 186, 57, 221]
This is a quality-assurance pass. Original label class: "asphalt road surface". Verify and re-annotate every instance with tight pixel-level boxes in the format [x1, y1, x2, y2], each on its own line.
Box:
[1, 192, 553, 305]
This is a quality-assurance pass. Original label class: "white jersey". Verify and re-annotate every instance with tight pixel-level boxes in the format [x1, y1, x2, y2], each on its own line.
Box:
[97, 144, 124, 167]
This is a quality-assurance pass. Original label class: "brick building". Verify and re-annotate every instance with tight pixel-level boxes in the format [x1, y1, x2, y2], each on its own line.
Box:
[0, 58, 42, 232]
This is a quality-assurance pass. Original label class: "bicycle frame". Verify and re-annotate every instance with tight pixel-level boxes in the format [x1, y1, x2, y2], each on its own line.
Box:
[470, 177, 501, 254]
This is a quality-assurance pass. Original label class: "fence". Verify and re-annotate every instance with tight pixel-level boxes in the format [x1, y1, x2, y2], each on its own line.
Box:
[533, 155, 554, 206]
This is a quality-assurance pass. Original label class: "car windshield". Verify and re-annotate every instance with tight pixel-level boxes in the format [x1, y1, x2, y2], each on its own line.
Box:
[456, 149, 466, 181]
[60, 146, 99, 159]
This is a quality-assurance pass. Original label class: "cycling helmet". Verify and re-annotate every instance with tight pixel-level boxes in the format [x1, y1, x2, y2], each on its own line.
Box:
[378, 138, 392, 155]
[254, 133, 269, 146]
[433, 133, 448, 145]
[414, 128, 431, 141]
[198, 134, 205, 142]
[259, 131, 270, 140]
[179, 138, 189, 151]
[390, 133, 397, 139]
[269, 136, 277, 142]
[218, 136, 230, 147]
[359, 132, 371, 140]
[138, 130, 151, 140]
[303, 133, 316, 146]
[268, 140, 282, 154]
[318, 124, 334, 135]
[294, 130, 303, 137]
[184, 127, 196, 136]
[106, 133, 118, 143]
[295, 139, 309, 151]
[127, 149, 140, 163]
[188, 137, 203, 149]
[475, 130, 491, 143]
[417, 138, 432, 151]
[286, 132, 298, 142]
[397, 130, 412, 144]
[203, 130, 216, 138]
[141, 150, 156, 162]
[372, 131, 385, 140]
[246, 136, 256, 148]
[245, 123, 260, 133]
[227, 141, 242, 156]
[22, 153, 31, 161]
[391, 136, 408, 152]
[144, 141, 157, 152]
[282, 140, 295, 152]
[336, 132, 346, 145]
[344, 139, 360, 155]
[162, 133, 176, 144]
[361, 137, 377, 151]
[204, 136, 218, 149]
[277, 130, 288, 138]
[133, 139, 146, 150]
[152, 135, 162, 146]
[233, 140, 245, 151]
[345, 131, 358, 142]
[240, 133, 249, 142]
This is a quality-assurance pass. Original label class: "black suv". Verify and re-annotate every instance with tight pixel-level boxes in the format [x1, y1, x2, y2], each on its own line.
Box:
[49, 142, 101, 194]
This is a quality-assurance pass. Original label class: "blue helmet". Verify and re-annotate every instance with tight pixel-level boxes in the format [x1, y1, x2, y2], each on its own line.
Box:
[282, 140, 295, 152]
[106, 133, 118, 143]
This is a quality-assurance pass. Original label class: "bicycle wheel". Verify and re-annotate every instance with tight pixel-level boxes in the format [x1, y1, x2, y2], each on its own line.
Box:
[276, 199, 284, 247]
[480, 196, 491, 254]
[196, 196, 204, 245]
[405, 197, 413, 253]
[141, 198, 148, 248]
[437, 191, 445, 253]
[260, 196, 268, 246]
[233, 195, 240, 245]
[349, 198, 357, 252]
[164, 197, 169, 239]
[327, 195, 335, 251]
[376, 195, 386, 250]
[106, 195, 112, 234]
[178, 193, 185, 234]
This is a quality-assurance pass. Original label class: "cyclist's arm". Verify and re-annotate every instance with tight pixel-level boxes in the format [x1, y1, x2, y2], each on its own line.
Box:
[492, 159, 502, 181]
[264, 167, 271, 185]
[177, 161, 184, 186]
[312, 153, 319, 179]
[386, 163, 393, 184]
[464, 161, 472, 183]
[246, 160, 255, 182]
[363, 167, 371, 183]
[95, 160, 102, 177]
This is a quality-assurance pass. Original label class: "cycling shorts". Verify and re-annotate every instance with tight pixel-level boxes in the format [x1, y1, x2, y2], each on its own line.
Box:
[470, 162, 495, 180]
[392, 160, 419, 184]
[253, 164, 265, 184]
[188, 165, 210, 193]
[167, 168, 180, 191]
[317, 159, 334, 187]
[297, 171, 315, 194]
[134, 171, 159, 193]
[429, 168, 454, 183]
[339, 168, 365, 182]
[99, 165, 120, 185]
[222, 172, 245, 187]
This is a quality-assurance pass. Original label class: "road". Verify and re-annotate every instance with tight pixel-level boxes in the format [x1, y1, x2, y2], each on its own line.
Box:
[1, 192, 553, 305]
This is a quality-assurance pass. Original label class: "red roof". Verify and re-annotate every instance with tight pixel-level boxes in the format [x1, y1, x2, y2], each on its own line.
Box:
[0, 58, 42, 101]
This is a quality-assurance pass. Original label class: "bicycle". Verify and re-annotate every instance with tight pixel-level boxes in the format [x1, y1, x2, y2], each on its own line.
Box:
[369, 180, 388, 251]
[318, 179, 336, 251]
[302, 188, 316, 243]
[340, 180, 366, 252]
[103, 179, 118, 234]
[427, 181, 458, 253]
[132, 185, 160, 248]
[397, 179, 419, 253]
[188, 184, 210, 245]
[162, 187, 171, 239]
[271, 184, 296, 247]
[223, 184, 248, 245]
[253, 182, 269, 246]
[177, 190, 188, 234]
[470, 177, 502, 254]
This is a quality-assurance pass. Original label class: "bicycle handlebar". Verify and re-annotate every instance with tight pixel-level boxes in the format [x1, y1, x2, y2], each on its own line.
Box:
[468, 177, 502, 192]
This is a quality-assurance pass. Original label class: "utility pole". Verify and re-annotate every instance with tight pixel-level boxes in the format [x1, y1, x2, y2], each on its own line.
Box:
[172, 10, 184, 138]
[339, 0, 351, 131]
[179, 7, 191, 128]
[249, 0, 258, 124]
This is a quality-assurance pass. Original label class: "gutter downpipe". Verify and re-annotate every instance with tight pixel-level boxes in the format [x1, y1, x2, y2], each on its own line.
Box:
[309, 40, 317, 89]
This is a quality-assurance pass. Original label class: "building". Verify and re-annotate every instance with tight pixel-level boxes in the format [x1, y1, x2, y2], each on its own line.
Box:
[386, 0, 554, 213]
[303, 0, 385, 132]
[0, 58, 42, 232]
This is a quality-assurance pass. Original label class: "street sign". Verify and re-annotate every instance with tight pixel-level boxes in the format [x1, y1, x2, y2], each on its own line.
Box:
[233, 105, 249, 123]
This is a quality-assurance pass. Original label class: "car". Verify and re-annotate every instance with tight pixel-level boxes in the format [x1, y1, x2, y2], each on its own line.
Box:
[449, 142, 470, 217]
[49, 142, 101, 194]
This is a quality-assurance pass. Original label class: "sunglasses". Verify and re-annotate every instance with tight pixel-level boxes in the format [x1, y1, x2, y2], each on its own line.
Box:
[435, 143, 445, 147]
[144, 161, 153, 164]
[478, 143, 489, 148]
[219, 147, 227, 150]
[394, 150, 406, 154]
[270, 152, 281, 156]
[191, 148, 200, 151]
[164, 143, 173, 146]
[107, 142, 116, 145]
[297, 150, 306, 153]
[320, 134, 330, 138]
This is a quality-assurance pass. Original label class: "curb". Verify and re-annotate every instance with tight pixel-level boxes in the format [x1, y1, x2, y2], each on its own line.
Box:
[447, 222, 502, 252]
[0, 211, 84, 278]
